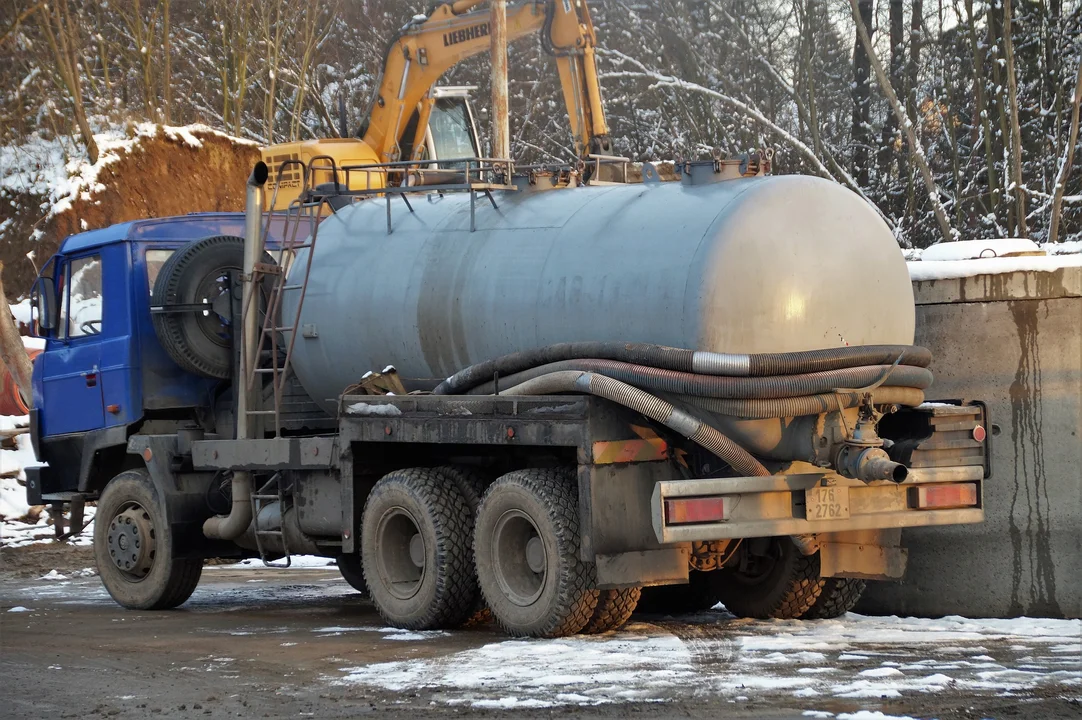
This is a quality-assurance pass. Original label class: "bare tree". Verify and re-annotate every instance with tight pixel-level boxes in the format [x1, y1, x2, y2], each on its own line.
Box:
[847, 0, 955, 243]
[850, 0, 874, 187]
[1001, 0, 1027, 236]
[36, 0, 98, 163]
[1048, 58, 1082, 244]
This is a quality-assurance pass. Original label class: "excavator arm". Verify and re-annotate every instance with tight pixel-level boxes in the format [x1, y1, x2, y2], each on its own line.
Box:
[362, 0, 611, 162]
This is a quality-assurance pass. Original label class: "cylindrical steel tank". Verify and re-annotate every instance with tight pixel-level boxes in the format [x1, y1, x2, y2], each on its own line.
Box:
[284, 174, 915, 410]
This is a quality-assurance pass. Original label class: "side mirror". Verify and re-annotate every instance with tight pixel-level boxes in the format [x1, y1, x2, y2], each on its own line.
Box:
[31, 276, 57, 333]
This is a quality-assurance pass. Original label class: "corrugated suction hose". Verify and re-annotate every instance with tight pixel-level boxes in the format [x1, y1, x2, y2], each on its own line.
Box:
[434, 343, 931, 395]
[501, 371, 770, 477]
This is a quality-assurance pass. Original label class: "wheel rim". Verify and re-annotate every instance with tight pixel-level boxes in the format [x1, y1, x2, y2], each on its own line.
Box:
[191, 266, 238, 348]
[374, 507, 426, 601]
[106, 502, 157, 581]
[492, 509, 548, 607]
[731, 539, 783, 587]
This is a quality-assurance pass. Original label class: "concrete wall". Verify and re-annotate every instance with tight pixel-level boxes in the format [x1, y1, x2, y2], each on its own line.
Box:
[858, 266, 1081, 619]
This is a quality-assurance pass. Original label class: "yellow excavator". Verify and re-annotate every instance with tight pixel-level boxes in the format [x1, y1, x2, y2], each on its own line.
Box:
[261, 0, 612, 209]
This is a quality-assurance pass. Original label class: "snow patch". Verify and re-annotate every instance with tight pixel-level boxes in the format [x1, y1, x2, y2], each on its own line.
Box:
[345, 402, 402, 417]
[7, 606, 32, 612]
[921, 238, 1041, 261]
[908, 253, 1082, 281]
[207, 555, 336, 570]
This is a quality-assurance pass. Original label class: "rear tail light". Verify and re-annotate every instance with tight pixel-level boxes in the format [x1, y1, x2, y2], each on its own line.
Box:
[664, 497, 729, 525]
[908, 483, 979, 510]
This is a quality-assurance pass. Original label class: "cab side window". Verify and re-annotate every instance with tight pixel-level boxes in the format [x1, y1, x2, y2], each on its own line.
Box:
[61, 254, 103, 339]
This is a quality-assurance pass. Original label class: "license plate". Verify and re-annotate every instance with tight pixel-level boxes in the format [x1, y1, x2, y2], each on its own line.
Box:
[806, 486, 850, 521]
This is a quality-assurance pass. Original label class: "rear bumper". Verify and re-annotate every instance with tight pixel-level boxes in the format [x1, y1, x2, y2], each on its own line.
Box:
[651, 465, 984, 544]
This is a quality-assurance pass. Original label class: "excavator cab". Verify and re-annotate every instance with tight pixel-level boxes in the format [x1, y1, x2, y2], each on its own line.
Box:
[262, 86, 482, 211]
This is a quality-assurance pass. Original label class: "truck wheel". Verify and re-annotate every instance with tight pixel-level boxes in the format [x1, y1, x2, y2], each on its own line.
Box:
[434, 466, 492, 627]
[710, 537, 825, 619]
[582, 588, 641, 633]
[635, 570, 719, 615]
[93, 469, 202, 610]
[336, 553, 368, 596]
[151, 235, 272, 379]
[474, 468, 599, 638]
[801, 577, 866, 619]
[361, 468, 477, 629]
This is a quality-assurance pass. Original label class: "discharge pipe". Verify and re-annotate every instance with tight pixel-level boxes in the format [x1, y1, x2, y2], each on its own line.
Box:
[204, 161, 268, 541]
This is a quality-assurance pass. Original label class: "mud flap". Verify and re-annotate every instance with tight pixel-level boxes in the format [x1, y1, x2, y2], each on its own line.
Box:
[820, 541, 908, 580]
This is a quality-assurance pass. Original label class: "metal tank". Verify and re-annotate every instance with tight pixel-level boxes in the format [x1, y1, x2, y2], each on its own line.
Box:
[283, 174, 915, 411]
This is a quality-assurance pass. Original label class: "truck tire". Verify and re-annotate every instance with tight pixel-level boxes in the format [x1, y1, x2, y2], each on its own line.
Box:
[94, 469, 202, 610]
[474, 468, 599, 638]
[801, 577, 866, 619]
[151, 235, 272, 379]
[336, 553, 368, 596]
[582, 588, 640, 633]
[434, 466, 492, 627]
[635, 570, 719, 615]
[361, 468, 477, 629]
[710, 537, 825, 619]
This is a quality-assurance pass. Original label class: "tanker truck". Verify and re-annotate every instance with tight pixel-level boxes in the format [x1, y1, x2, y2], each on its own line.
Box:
[24, 153, 989, 638]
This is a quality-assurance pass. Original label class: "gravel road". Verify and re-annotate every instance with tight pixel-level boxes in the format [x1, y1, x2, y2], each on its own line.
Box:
[1, 543, 1078, 720]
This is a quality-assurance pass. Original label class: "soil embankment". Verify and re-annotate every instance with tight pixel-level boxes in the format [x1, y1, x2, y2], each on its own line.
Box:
[1, 126, 259, 296]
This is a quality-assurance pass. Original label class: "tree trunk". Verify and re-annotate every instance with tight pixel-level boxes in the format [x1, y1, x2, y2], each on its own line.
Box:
[988, 4, 1015, 232]
[907, 0, 922, 122]
[163, 0, 171, 125]
[0, 263, 34, 409]
[878, 0, 904, 210]
[850, 0, 874, 187]
[964, 0, 1000, 220]
[1048, 58, 1082, 244]
[1002, 0, 1028, 236]
[848, 0, 955, 243]
[37, 0, 99, 164]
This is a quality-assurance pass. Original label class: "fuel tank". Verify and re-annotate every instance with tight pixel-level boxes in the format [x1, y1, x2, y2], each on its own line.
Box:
[284, 174, 914, 410]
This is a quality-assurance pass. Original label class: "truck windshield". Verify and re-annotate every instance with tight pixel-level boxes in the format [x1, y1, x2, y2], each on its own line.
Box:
[429, 98, 477, 163]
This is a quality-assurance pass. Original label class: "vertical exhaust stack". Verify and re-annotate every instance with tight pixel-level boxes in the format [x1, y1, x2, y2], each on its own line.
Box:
[489, 0, 510, 165]
[203, 161, 268, 541]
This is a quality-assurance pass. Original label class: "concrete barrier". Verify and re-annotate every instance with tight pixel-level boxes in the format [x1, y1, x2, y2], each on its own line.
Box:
[858, 260, 1081, 618]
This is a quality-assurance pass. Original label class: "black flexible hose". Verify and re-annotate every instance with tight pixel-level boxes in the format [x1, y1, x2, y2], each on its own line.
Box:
[434, 342, 931, 395]
[500, 371, 771, 477]
[465, 358, 933, 399]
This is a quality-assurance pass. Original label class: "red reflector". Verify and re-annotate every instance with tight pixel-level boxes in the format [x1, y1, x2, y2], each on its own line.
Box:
[972, 425, 987, 442]
[664, 497, 729, 525]
[910, 483, 979, 510]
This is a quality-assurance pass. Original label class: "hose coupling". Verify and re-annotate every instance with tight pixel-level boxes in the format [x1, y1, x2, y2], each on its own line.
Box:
[836, 444, 908, 483]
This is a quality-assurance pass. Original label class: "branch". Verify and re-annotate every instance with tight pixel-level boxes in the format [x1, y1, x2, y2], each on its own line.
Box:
[600, 50, 895, 229]
[846, 0, 955, 243]
[1048, 57, 1082, 244]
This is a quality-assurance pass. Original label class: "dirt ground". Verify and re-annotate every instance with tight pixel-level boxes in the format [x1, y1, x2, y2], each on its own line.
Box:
[1, 542, 1079, 720]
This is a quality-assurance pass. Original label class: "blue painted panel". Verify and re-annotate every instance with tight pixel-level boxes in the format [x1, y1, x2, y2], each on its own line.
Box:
[98, 243, 139, 426]
[40, 252, 105, 436]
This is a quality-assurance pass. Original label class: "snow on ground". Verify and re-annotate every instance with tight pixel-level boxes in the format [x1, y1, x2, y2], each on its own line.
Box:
[333, 611, 1082, 710]
[0, 414, 44, 522]
[205, 556, 338, 570]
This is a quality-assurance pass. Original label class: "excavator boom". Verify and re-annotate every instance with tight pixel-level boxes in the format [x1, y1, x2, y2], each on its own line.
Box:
[261, 0, 611, 209]
[363, 0, 609, 162]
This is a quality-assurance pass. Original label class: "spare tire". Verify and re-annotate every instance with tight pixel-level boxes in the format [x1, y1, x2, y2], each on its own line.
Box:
[151, 235, 272, 379]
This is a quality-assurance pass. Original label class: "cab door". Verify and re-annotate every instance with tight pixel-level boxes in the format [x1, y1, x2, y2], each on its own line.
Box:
[39, 252, 106, 436]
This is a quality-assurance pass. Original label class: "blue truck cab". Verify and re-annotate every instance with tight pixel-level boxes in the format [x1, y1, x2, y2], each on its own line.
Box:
[26, 214, 252, 506]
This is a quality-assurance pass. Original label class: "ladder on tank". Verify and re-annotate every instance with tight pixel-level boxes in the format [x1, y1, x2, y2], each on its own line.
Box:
[242, 156, 338, 437]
